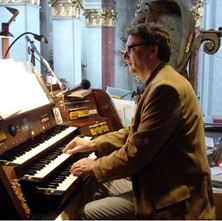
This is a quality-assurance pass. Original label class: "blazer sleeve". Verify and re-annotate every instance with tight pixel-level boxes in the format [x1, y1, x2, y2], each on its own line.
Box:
[94, 127, 130, 157]
[93, 84, 181, 182]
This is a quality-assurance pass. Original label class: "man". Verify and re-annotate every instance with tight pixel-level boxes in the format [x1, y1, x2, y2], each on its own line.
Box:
[63, 23, 215, 219]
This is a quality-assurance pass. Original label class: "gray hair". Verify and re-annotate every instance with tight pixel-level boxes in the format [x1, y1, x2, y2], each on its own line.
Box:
[126, 23, 171, 62]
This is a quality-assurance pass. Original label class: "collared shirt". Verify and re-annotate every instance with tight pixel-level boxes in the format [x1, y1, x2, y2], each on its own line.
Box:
[135, 62, 166, 104]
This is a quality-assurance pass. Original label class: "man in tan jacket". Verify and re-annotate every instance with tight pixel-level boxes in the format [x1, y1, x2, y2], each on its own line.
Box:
[63, 23, 215, 219]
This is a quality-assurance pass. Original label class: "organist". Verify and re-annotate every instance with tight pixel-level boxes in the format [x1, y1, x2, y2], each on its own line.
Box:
[60, 23, 215, 220]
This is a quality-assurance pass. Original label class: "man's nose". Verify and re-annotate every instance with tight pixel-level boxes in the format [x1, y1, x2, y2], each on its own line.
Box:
[123, 50, 129, 60]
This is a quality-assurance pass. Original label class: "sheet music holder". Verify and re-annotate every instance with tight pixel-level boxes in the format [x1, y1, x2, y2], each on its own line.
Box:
[0, 59, 51, 120]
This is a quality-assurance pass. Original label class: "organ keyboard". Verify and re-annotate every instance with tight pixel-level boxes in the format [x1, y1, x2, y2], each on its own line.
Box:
[54, 152, 97, 193]
[0, 89, 122, 220]
[1, 126, 77, 166]
[36, 152, 96, 194]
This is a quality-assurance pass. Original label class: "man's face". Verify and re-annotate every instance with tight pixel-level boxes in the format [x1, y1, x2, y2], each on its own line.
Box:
[123, 35, 153, 80]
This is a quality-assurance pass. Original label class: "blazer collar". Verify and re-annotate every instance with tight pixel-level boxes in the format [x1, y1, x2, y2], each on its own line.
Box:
[142, 62, 166, 93]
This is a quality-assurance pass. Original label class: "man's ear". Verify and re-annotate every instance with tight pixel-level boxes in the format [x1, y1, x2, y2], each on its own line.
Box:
[152, 44, 159, 55]
[149, 44, 158, 59]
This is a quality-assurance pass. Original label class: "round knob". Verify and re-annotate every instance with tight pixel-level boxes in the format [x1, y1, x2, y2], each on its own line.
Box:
[8, 124, 17, 136]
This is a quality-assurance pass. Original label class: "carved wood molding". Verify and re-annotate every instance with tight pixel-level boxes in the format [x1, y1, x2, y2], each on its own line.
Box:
[132, 0, 196, 76]
[189, 29, 222, 92]
[191, 0, 206, 27]
[0, 0, 39, 5]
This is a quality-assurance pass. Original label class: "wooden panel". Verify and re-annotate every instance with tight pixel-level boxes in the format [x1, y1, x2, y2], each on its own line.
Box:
[2, 38, 9, 59]
[54, 89, 123, 137]
[0, 165, 30, 219]
[214, 192, 222, 219]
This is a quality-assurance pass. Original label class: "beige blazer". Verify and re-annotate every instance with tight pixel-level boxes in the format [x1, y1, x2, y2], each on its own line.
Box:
[93, 64, 215, 219]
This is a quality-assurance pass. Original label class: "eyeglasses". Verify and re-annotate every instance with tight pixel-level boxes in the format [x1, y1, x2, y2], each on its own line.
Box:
[125, 42, 148, 53]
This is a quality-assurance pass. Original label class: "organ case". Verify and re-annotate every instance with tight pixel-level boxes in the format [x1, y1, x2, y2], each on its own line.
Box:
[0, 65, 122, 219]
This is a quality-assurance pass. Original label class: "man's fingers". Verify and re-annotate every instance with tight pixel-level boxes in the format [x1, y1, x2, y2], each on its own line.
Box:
[212, 145, 222, 164]
[63, 140, 75, 153]
[70, 162, 83, 176]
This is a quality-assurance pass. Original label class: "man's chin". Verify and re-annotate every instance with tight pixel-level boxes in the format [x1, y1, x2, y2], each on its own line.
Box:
[128, 66, 135, 73]
[128, 65, 138, 75]
[130, 69, 141, 78]
[130, 68, 137, 75]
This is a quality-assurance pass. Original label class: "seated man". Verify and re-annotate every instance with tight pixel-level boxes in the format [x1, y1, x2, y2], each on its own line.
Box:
[62, 23, 215, 220]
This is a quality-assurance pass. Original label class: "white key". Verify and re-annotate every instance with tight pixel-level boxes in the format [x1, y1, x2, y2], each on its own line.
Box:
[55, 151, 97, 192]
[88, 152, 97, 160]
[13, 127, 77, 165]
[29, 153, 71, 179]
[56, 173, 78, 192]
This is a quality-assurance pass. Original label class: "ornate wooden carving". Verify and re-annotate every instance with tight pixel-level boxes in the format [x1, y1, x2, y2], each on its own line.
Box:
[132, 0, 196, 77]
[132, 0, 222, 95]
[189, 28, 222, 92]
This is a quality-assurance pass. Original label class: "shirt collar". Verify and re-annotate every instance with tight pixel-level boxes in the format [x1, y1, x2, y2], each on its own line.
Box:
[141, 62, 166, 93]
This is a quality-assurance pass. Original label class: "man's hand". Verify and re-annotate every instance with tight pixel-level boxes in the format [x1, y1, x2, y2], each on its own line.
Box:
[70, 158, 95, 176]
[212, 144, 222, 165]
[63, 136, 96, 155]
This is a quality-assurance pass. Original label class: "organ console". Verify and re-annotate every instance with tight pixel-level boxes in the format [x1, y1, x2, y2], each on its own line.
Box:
[0, 1, 205, 219]
[0, 71, 123, 219]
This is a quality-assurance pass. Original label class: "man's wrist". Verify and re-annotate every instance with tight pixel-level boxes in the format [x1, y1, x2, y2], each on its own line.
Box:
[89, 140, 97, 151]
